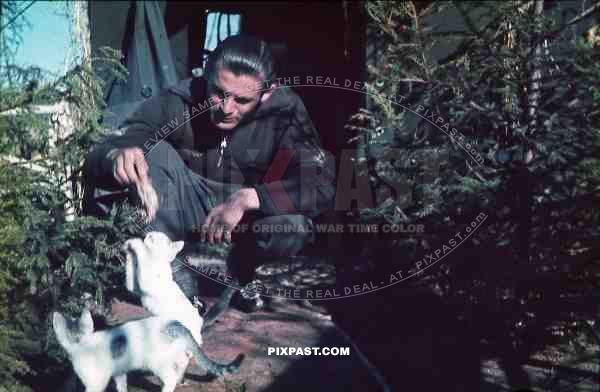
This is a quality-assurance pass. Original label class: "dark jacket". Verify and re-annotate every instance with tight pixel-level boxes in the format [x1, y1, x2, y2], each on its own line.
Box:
[84, 76, 336, 219]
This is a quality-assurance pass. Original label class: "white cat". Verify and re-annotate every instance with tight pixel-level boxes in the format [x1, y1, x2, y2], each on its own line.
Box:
[122, 231, 204, 346]
[52, 309, 243, 392]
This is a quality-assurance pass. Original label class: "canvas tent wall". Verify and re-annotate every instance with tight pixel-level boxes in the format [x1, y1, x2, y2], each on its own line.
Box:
[89, 1, 178, 128]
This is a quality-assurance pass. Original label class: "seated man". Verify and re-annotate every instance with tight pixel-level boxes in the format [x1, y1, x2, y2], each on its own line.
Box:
[82, 34, 336, 314]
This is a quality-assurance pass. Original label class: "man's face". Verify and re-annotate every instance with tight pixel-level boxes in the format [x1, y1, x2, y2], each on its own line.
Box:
[208, 67, 273, 131]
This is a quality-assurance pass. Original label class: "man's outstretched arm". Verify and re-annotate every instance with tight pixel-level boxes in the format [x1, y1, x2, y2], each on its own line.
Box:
[83, 89, 181, 190]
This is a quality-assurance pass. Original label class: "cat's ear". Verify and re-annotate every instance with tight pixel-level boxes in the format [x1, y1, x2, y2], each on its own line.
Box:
[52, 312, 73, 350]
[53, 312, 68, 335]
[143, 233, 153, 246]
[171, 240, 184, 255]
[78, 309, 94, 335]
[124, 238, 146, 259]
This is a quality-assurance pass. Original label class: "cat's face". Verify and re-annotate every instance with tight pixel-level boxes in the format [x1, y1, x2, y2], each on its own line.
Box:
[144, 231, 171, 248]
[53, 309, 94, 348]
[143, 231, 185, 262]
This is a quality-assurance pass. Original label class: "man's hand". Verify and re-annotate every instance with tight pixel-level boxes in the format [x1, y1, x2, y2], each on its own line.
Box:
[203, 188, 260, 244]
[108, 147, 158, 222]
[108, 147, 149, 186]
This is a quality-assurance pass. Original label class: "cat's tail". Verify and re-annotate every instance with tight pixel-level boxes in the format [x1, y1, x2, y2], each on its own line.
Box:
[161, 320, 244, 377]
[201, 285, 237, 333]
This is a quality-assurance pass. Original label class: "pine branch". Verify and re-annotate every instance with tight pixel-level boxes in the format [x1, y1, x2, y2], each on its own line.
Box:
[0, 1, 36, 33]
[547, 2, 600, 38]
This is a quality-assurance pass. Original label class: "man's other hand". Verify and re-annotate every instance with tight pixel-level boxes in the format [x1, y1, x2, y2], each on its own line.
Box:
[108, 147, 158, 222]
[203, 188, 260, 244]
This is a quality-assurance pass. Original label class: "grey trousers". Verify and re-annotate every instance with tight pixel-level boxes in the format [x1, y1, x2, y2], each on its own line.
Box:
[83, 141, 315, 297]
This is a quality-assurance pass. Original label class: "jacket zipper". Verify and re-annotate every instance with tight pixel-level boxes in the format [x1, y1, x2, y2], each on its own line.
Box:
[217, 134, 230, 168]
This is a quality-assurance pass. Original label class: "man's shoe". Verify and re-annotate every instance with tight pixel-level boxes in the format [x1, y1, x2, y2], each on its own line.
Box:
[233, 280, 265, 313]
[192, 296, 207, 316]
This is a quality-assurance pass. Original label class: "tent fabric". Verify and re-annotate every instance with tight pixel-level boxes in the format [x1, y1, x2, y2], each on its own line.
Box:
[101, 1, 178, 130]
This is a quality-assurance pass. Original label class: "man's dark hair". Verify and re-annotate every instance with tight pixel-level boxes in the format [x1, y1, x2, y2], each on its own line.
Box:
[205, 34, 276, 85]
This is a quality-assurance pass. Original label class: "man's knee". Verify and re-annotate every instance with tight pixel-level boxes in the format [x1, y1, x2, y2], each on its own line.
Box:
[144, 141, 187, 173]
[252, 214, 315, 257]
[143, 142, 192, 212]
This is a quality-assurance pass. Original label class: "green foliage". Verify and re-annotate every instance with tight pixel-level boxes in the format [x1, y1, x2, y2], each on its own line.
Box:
[348, 1, 600, 326]
[0, 2, 139, 389]
[352, 0, 600, 244]
[346, 8, 600, 382]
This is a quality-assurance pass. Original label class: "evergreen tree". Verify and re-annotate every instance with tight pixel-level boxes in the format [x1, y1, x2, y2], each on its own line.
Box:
[0, 2, 139, 389]
[347, 0, 600, 336]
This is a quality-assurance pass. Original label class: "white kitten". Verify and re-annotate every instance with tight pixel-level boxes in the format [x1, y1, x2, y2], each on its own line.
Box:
[123, 231, 203, 346]
[52, 309, 243, 392]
